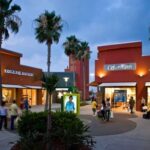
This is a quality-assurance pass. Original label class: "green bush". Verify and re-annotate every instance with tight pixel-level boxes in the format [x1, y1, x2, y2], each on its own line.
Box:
[17, 111, 95, 150]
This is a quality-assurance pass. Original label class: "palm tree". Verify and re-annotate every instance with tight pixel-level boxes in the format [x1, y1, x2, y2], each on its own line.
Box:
[63, 35, 80, 86]
[34, 11, 63, 110]
[77, 41, 91, 101]
[0, 0, 21, 48]
[41, 73, 59, 149]
[0, 0, 21, 105]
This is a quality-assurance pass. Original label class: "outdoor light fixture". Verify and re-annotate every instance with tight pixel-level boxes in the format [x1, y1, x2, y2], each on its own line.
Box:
[99, 73, 105, 78]
[63, 77, 69, 87]
[137, 71, 145, 77]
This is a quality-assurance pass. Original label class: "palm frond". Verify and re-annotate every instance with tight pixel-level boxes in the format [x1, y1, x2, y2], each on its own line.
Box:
[34, 10, 63, 45]
[41, 73, 59, 94]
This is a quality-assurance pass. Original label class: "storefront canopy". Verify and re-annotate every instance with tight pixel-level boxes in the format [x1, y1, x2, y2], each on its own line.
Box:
[87, 81, 99, 87]
[25, 86, 42, 89]
[99, 82, 136, 87]
[2, 84, 42, 89]
[145, 82, 150, 86]
[2, 84, 24, 88]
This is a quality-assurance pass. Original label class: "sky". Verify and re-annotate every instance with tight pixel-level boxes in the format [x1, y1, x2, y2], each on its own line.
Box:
[3, 0, 150, 81]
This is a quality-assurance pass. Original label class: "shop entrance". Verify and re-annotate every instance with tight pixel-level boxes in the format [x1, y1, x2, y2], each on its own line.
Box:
[22, 89, 37, 106]
[105, 87, 136, 112]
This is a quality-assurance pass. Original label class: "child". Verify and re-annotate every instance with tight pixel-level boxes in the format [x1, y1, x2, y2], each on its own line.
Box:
[91, 97, 97, 116]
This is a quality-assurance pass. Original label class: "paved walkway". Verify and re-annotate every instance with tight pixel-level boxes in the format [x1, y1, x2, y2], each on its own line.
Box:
[0, 104, 150, 150]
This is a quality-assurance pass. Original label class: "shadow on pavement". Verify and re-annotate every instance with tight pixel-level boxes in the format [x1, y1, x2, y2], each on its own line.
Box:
[79, 113, 137, 136]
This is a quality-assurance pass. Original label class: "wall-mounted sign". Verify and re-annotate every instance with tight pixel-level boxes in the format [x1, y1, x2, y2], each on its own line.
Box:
[104, 63, 136, 71]
[4, 69, 34, 77]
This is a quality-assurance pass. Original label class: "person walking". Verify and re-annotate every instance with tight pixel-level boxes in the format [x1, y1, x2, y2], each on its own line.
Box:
[9, 100, 18, 130]
[141, 97, 146, 112]
[91, 97, 97, 116]
[129, 96, 135, 114]
[105, 98, 111, 121]
[101, 99, 106, 120]
[24, 97, 29, 111]
[0, 101, 8, 130]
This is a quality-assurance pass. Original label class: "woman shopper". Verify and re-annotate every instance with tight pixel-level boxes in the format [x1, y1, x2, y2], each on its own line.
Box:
[9, 100, 19, 130]
[0, 101, 8, 130]
[105, 98, 111, 121]
[101, 99, 106, 120]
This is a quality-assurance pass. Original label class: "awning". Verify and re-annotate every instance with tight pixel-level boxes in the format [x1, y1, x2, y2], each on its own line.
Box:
[87, 81, 99, 87]
[24, 85, 42, 89]
[145, 82, 150, 86]
[2, 84, 24, 88]
[99, 82, 136, 87]
[2, 84, 42, 89]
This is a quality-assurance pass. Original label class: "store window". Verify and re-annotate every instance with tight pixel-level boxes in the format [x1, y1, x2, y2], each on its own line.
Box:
[147, 87, 150, 107]
[2, 88, 16, 103]
[42, 89, 46, 105]
[22, 89, 37, 106]
[105, 87, 136, 110]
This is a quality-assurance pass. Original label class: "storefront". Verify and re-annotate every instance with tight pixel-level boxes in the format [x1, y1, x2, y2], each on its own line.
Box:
[95, 41, 150, 111]
[0, 48, 43, 106]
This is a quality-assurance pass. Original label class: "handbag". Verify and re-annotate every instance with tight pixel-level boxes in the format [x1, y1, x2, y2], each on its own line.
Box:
[110, 110, 114, 118]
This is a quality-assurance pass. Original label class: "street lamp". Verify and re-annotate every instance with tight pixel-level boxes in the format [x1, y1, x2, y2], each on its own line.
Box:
[63, 77, 69, 87]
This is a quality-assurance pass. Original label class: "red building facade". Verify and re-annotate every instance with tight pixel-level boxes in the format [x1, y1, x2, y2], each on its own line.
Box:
[65, 55, 89, 100]
[95, 41, 150, 111]
[0, 48, 43, 106]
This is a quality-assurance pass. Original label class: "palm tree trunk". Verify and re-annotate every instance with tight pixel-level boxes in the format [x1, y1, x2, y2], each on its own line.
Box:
[45, 43, 51, 110]
[47, 43, 51, 73]
[46, 43, 52, 150]
[0, 33, 3, 105]
[71, 54, 76, 86]
[46, 93, 52, 150]
[83, 59, 86, 101]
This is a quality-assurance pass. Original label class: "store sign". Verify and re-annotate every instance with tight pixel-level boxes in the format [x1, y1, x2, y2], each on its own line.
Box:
[4, 69, 34, 77]
[104, 63, 136, 71]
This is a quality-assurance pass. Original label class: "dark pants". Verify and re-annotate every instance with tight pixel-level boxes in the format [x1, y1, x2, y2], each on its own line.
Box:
[106, 110, 110, 121]
[130, 106, 134, 113]
[92, 108, 96, 115]
[10, 115, 17, 130]
[101, 110, 106, 120]
[0, 116, 7, 130]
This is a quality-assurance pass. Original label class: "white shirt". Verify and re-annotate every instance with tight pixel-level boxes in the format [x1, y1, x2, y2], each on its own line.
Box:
[10, 103, 18, 116]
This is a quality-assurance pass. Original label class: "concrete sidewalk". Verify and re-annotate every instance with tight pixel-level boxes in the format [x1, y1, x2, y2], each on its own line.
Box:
[0, 130, 18, 150]
[94, 117, 150, 150]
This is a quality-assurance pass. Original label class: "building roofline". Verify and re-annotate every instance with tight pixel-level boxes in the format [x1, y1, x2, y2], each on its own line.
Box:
[0, 48, 22, 57]
[98, 41, 142, 52]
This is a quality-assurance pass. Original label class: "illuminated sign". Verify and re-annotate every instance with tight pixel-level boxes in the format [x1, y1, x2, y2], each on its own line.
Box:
[104, 63, 136, 71]
[4, 69, 34, 77]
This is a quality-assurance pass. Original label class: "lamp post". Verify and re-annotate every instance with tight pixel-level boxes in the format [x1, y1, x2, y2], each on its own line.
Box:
[63, 77, 69, 87]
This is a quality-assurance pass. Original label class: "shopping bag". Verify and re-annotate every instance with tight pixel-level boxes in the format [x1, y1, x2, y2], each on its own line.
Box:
[110, 111, 114, 118]
[14, 116, 20, 128]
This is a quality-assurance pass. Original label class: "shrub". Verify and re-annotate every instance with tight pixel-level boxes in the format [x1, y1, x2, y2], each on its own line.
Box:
[16, 111, 95, 150]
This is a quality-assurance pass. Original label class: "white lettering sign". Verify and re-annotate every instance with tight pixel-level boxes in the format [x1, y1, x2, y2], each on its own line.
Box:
[104, 63, 136, 71]
[4, 69, 34, 77]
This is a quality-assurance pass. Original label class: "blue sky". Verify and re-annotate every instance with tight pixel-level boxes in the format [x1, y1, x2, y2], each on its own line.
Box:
[3, 0, 150, 81]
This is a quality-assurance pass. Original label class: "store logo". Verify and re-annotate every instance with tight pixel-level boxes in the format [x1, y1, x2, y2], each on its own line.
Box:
[104, 63, 136, 71]
[4, 69, 34, 77]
